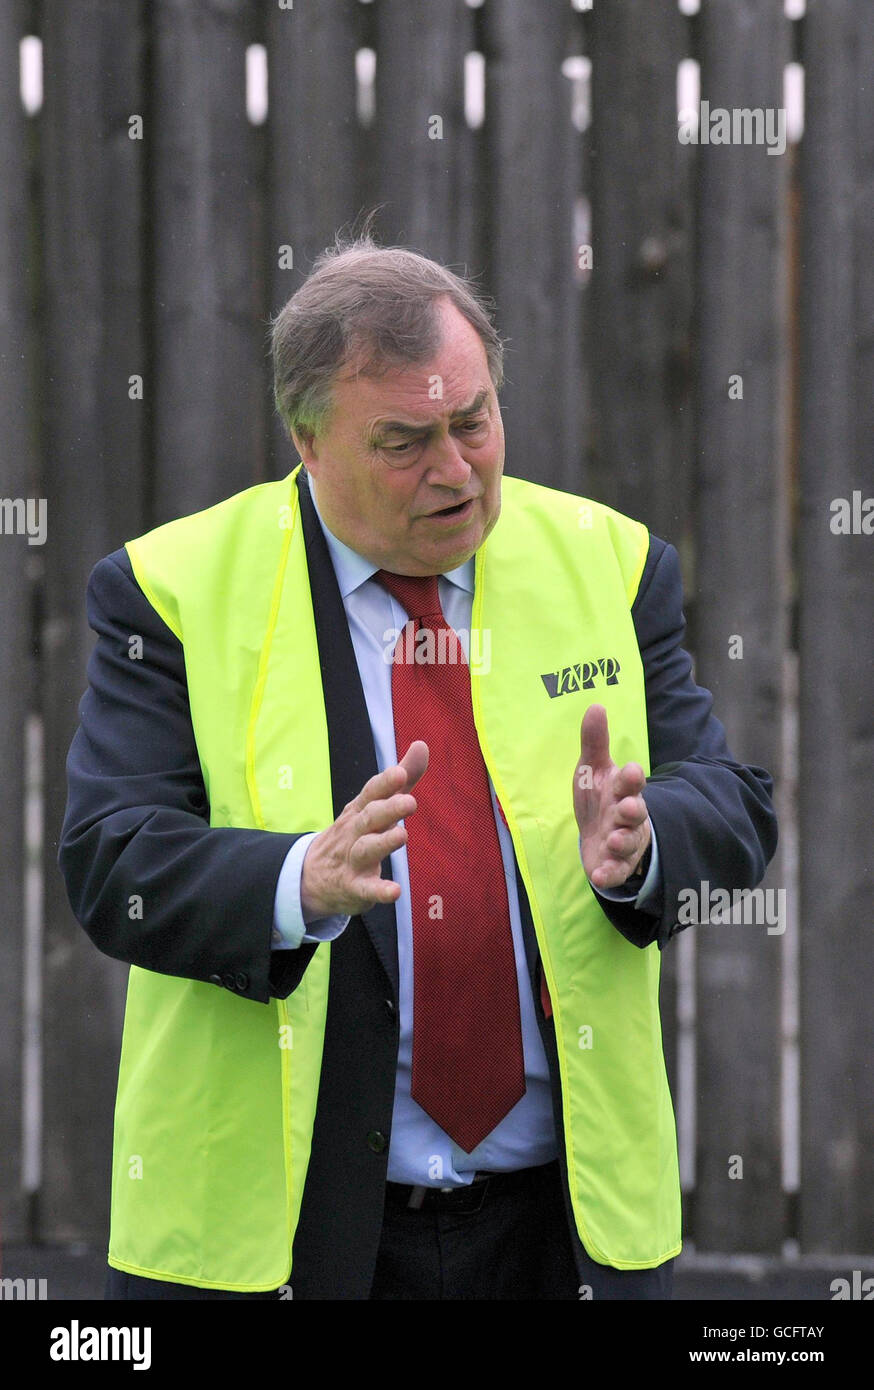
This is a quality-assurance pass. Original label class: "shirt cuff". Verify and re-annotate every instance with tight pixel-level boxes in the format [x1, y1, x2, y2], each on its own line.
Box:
[579, 821, 661, 908]
[273, 833, 351, 949]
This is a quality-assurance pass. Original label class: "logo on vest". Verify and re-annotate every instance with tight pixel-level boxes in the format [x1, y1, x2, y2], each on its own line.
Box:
[541, 657, 620, 698]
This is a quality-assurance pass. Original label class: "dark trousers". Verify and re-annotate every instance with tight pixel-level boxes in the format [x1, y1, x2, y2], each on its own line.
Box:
[105, 1160, 673, 1301]
[370, 1160, 672, 1300]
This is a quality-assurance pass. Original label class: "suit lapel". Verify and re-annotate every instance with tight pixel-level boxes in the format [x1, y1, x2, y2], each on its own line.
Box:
[296, 466, 400, 998]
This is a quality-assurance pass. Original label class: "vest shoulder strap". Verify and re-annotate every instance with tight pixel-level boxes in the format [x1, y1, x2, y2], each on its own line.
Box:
[124, 476, 293, 640]
[497, 473, 650, 607]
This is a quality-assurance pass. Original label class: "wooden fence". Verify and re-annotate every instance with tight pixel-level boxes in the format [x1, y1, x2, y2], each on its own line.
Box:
[0, 0, 871, 1259]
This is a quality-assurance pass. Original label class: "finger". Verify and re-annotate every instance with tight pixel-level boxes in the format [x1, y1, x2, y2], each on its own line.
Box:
[354, 873, 403, 906]
[611, 793, 648, 829]
[590, 856, 638, 890]
[353, 746, 426, 812]
[352, 761, 409, 813]
[606, 826, 646, 858]
[356, 791, 418, 835]
[580, 704, 611, 775]
[612, 761, 646, 800]
[352, 824, 409, 869]
[398, 740, 429, 790]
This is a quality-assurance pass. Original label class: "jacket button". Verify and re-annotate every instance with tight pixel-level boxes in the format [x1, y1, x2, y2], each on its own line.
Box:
[209, 974, 223, 986]
[235, 972, 249, 991]
[367, 1130, 388, 1154]
[384, 998, 396, 1019]
[222, 972, 236, 990]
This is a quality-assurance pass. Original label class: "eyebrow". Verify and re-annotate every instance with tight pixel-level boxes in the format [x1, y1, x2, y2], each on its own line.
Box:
[372, 389, 490, 436]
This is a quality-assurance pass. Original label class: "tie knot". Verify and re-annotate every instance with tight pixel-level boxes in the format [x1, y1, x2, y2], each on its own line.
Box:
[374, 569, 443, 623]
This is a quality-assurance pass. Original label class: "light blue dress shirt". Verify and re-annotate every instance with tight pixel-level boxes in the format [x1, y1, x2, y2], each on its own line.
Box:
[271, 469, 660, 1185]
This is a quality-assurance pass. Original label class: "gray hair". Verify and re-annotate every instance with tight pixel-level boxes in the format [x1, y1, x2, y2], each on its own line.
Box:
[270, 234, 504, 444]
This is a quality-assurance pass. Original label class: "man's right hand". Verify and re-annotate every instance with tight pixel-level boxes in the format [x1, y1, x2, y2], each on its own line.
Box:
[300, 741, 429, 920]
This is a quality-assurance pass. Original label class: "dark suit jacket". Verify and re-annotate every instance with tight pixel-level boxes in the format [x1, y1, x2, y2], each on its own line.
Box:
[58, 466, 777, 1298]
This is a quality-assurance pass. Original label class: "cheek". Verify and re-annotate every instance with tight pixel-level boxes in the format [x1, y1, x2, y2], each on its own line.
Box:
[389, 473, 420, 513]
[482, 425, 502, 464]
[484, 449, 503, 487]
[368, 479, 412, 535]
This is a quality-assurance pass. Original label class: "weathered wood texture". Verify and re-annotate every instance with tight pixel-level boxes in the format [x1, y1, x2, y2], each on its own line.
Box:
[38, 0, 148, 1241]
[691, 0, 791, 1254]
[586, 0, 697, 1145]
[373, 0, 475, 264]
[149, 0, 260, 522]
[0, 0, 868, 1257]
[266, 0, 362, 472]
[798, 0, 874, 1254]
[0, 0, 36, 1247]
[588, 0, 694, 545]
[482, 0, 581, 492]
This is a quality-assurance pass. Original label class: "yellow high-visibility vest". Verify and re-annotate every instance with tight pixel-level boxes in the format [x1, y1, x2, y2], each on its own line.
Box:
[108, 466, 681, 1290]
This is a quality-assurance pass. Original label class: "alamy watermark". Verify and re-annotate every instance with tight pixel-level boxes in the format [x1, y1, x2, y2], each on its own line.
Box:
[0, 1276, 47, 1299]
[0, 496, 47, 545]
[679, 101, 787, 156]
[677, 880, 786, 935]
[830, 1270, 874, 1299]
[382, 624, 491, 674]
[830, 491, 873, 534]
[50, 1320, 151, 1370]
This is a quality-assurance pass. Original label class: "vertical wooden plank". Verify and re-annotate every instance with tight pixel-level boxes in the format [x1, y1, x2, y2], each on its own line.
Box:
[692, 0, 789, 1253]
[585, 0, 696, 1137]
[587, 0, 694, 546]
[482, 0, 581, 492]
[455, 5, 487, 291]
[266, 0, 361, 473]
[39, 0, 147, 1241]
[150, 0, 260, 521]
[574, 10, 594, 502]
[0, 0, 35, 1247]
[798, 0, 874, 1254]
[373, 0, 474, 265]
[558, 10, 588, 507]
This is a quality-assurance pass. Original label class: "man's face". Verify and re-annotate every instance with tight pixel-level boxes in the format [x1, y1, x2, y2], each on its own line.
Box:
[292, 298, 504, 575]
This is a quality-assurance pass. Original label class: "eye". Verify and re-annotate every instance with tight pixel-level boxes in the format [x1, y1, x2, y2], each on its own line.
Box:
[387, 439, 417, 452]
[459, 416, 488, 433]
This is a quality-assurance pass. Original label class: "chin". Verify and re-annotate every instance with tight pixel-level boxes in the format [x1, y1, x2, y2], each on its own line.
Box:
[442, 542, 481, 571]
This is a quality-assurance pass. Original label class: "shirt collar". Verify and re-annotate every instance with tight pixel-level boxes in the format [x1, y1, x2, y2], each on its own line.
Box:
[303, 466, 475, 600]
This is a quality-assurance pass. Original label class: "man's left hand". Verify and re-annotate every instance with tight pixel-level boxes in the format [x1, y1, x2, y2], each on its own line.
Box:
[573, 704, 652, 891]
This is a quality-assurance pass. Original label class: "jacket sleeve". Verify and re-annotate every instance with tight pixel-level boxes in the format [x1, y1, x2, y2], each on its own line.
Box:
[57, 549, 319, 1004]
[595, 535, 778, 951]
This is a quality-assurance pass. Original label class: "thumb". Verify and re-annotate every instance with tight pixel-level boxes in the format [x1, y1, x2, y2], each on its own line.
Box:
[580, 704, 612, 776]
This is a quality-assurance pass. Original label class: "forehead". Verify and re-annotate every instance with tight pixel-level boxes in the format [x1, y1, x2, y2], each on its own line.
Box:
[331, 301, 493, 426]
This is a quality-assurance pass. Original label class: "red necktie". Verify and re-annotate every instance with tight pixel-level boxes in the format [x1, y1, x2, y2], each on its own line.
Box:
[374, 569, 526, 1152]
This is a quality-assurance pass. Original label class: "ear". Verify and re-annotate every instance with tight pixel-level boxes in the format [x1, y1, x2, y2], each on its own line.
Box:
[290, 426, 318, 468]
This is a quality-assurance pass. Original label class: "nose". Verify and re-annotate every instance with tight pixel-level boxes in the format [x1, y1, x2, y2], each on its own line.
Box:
[423, 431, 472, 489]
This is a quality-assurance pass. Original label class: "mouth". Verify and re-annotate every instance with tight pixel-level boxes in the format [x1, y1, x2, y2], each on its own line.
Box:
[422, 497, 477, 523]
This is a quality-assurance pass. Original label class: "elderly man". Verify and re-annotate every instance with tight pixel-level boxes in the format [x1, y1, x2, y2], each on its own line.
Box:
[59, 236, 777, 1301]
